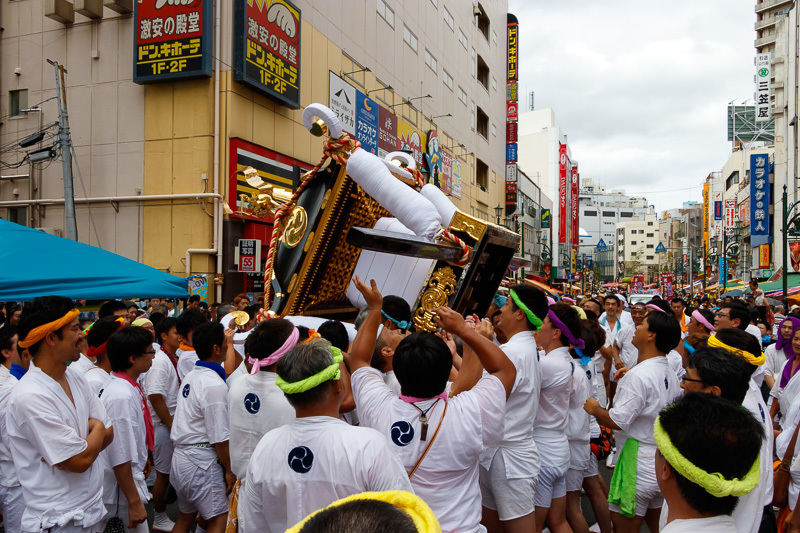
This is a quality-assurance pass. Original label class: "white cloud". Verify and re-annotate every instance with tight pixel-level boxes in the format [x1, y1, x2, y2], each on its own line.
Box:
[510, 0, 756, 213]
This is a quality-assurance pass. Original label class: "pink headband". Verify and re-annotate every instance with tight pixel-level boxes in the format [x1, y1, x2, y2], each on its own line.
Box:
[691, 309, 714, 332]
[646, 303, 666, 313]
[248, 327, 299, 374]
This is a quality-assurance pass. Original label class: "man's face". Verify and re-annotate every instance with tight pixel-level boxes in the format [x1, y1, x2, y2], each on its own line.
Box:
[55, 318, 84, 363]
[9, 310, 21, 326]
[113, 308, 129, 325]
[128, 306, 138, 323]
[630, 304, 647, 326]
[582, 300, 601, 316]
[496, 298, 519, 333]
[604, 298, 619, 318]
[670, 301, 684, 318]
[681, 366, 711, 395]
[161, 326, 181, 352]
[236, 299, 249, 311]
[534, 316, 558, 350]
[793, 330, 800, 356]
[632, 317, 651, 350]
[1, 334, 20, 366]
[781, 321, 795, 340]
[131, 344, 156, 375]
[724, 296, 732, 303]
[714, 308, 735, 330]
[188, 300, 199, 308]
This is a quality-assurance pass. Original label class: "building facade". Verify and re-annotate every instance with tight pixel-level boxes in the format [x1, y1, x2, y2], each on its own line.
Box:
[616, 213, 659, 280]
[0, 0, 509, 302]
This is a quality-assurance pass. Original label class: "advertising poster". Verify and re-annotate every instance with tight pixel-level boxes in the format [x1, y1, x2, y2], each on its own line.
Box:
[440, 149, 453, 195]
[187, 274, 208, 303]
[355, 91, 378, 154]
[134, 0, 213, 83]
[233, 0, 301, 108]
[378, 106, 397, 158]
[451, 158, 462, 199]
[570, 165, 579, 247]
[750, 153, 772, 245]
[397, 119, 427, 169]
[558, 143, 567, 244]
[328, 71, 356, 135]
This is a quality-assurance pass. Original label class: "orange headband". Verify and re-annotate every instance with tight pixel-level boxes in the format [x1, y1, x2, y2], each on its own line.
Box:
[18, 309, 80, 349]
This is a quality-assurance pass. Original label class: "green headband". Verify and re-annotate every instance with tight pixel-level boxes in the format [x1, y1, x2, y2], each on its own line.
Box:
[276, 346, 344, 394]
[653, 415, 760, 498]
[509, 289, 543, 331]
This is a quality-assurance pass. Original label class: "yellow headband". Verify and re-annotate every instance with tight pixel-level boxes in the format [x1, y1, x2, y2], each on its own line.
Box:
[19, 309, 80, 349]
[654, 415, 760, 497]
[707, 334, 765, 366]
[285, 490, 441, 533]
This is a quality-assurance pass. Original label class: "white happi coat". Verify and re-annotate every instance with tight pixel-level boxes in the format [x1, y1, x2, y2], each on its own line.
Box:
[7, 366, 110, 531]
[238, 416, 413, 533]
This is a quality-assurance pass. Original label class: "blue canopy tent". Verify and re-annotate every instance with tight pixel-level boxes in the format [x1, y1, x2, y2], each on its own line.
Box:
[0, 219, 189, 301]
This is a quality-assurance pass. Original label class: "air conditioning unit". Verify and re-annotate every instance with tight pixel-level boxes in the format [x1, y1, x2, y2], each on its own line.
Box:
[38, 227, 62, 237]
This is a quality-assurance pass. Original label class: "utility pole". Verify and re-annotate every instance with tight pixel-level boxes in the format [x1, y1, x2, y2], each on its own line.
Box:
[48, 59, 77, 240]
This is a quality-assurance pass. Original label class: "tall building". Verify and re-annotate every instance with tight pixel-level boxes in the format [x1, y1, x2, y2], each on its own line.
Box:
[577, 178, 652, 261]
[616, 214, 659, 281]
[517, 107, 579, 278]
[755, 0, 793, 54]
[0, 0, 509, 301]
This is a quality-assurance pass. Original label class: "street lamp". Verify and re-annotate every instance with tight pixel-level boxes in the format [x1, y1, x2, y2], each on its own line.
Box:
[782, 185, 800, 302]
[494, 204, 504, 226]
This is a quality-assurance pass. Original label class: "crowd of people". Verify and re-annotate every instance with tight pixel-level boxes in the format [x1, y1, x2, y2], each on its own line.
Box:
[0, 281, 795, 533]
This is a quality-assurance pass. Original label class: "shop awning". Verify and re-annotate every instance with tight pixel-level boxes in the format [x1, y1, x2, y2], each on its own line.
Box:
[0, 219, 189, 301]
[525, 279, 562, 295]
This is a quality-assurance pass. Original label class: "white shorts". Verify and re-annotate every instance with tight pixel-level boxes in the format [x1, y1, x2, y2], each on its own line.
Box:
[565, 468, 585, 493]
[608, 444, 663, 517]
[171, 448, 229, 519]
[0, 483, 25, 533]
[153, 423, 174, 474]
[534, 463, 569, 508]
[479, 451, 537, 521]
[584, 455, 599, 478]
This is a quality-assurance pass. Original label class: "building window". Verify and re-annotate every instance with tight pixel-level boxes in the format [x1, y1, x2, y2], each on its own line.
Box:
[470, 101, 476, 131]
[476, 106, 489, 138]
[377, 0, 394, 28]
[9, 89, 27, 117]
[443, 7, 454, 29]
[584, 210, 598, 216]
[646, 255, 654, 260]
[647, 221, 654, 226]
[7, 206, 26, 225]
[459, 28, 468, 49]
[646, 233, 654, 237]
[477, 54, 489, 90]
[425, 49, 437, 73]
[602, 211, 615, 217]
[443, 70, 453, 90]
[632, 241, 637, 245]
[476, 158, 488, 190]
[476, 2, 490, 41]
[726, 171, 739, 190]
[646, 244, 654, 249]
[403, 25, 418, 52]
[620, 211, 633, 217]
[458, 86, 467, 105]
[471, 47, 476, 77]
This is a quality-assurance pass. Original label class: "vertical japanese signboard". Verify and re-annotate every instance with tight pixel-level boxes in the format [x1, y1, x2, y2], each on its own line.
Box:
[238, 239, 261, 272]
[233, 0, 302, 109]
[328, 72, 356, 135]
[378, 106, 397, 158]
[507, 17, 518, 81]
[725, 199, 736, 229]
[570, 165, 579, 247]
[632, 273, 644, 293]
[755, 54, 771, 122]
[558, 143, 567, 244]
[505, 163, 517, 216]
[356, 91, 379, 154]
[134, 0, 212, 83]
[440, 149, 454, 195]
[750, 153, 773, 245]
[397, 119, 427, 170]
[703, 181, 709, 248]
[661, 272, 674, 299]
[451, 158, 462, 199]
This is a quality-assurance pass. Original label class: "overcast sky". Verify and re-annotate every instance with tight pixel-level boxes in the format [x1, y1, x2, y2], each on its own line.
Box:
[509, 0, 757, 213]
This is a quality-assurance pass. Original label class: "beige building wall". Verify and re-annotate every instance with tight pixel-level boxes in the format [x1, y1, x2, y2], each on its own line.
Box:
[1, 0, 508, 300]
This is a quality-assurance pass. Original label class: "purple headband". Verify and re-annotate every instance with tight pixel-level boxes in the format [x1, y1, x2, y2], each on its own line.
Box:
[776, 317, 800, 353]
[248, 327, 299, 374]
[691, 309, 714, 332]
[646, 303, 666, 313]
[547, 309, 585, 349]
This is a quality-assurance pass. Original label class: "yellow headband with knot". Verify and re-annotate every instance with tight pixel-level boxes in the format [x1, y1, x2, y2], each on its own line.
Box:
[654, 415, 760, 497]
[707, 334, 765, 366]
[285, 490, 441, 533]
[19, 309, 80, 349]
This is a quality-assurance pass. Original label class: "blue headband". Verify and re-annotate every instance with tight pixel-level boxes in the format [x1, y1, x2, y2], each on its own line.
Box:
[382, 310, 411, 331]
